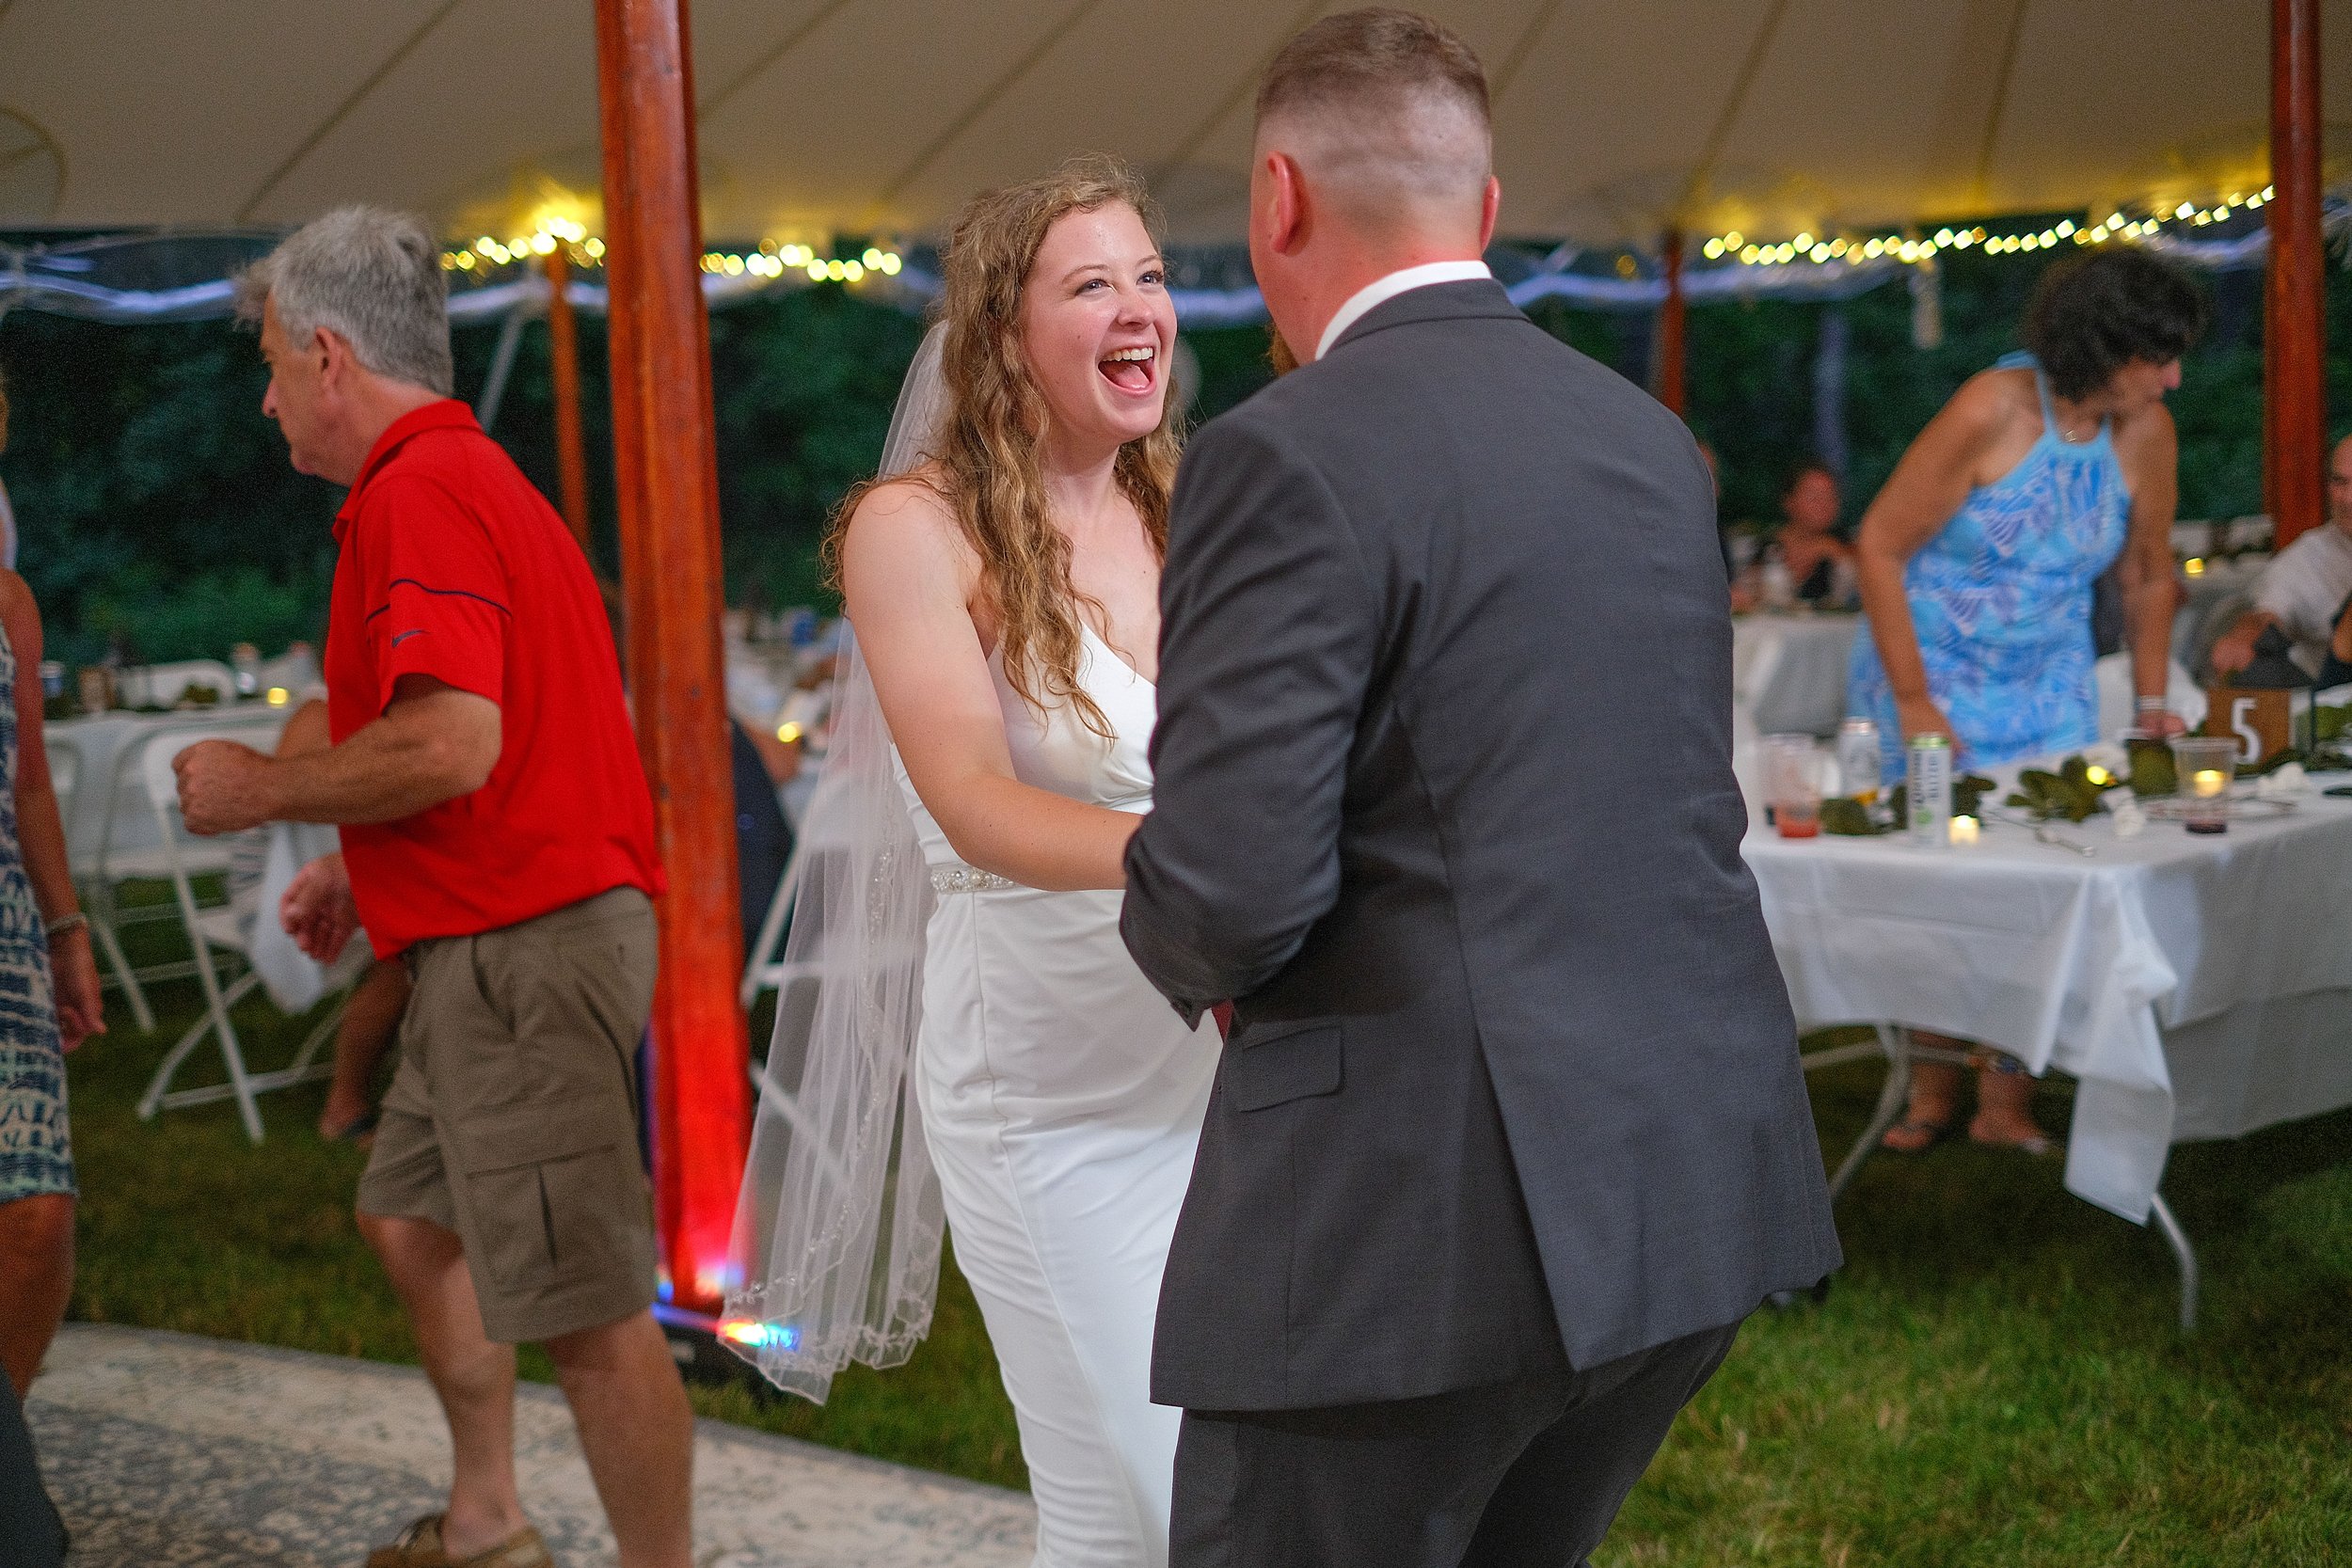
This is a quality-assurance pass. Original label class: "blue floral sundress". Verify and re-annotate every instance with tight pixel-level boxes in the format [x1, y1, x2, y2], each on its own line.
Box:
[1848, 352, 2131, 782]
[0, 615, 71, 1204]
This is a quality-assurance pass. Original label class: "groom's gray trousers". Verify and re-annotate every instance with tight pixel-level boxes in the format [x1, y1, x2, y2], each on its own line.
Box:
[1168, 1320, 1739, 1568]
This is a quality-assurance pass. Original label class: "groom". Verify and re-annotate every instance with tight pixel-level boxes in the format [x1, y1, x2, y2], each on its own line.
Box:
[1120, 10, 1840, 1564]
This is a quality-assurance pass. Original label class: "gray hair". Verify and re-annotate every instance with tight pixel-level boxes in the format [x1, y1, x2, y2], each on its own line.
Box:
[236, 206, 453, 396]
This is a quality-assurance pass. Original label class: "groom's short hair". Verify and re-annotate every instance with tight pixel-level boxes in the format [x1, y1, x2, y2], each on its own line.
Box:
[1256, 8, 1491, 230]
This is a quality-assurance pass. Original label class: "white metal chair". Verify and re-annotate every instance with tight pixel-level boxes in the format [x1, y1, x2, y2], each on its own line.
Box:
[43, 734, 130, 1000]
[130, 721, 334, 1142]
[80, 713, 286, 1032]
[739, 768, 846, 1007]
[44, 735, 78, 831]
[740, 842, 803, 1007]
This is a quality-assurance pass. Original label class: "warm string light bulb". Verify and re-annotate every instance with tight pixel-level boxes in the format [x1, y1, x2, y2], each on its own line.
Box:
[439, 223, 902, 287]
[1683, 187, 2262, 277]
[697, 243, 903, 284]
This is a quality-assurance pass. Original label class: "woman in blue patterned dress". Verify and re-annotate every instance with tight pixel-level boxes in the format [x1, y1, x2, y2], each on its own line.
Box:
[1848, 249, 2206, 1153]
[0, 373, 106, 1403]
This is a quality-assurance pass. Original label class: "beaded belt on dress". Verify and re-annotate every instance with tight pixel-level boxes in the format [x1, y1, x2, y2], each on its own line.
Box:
[930, 863, 1016, 894]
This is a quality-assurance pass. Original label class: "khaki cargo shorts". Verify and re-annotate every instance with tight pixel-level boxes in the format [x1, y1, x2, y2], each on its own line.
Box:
[357, 886, 660, 1344]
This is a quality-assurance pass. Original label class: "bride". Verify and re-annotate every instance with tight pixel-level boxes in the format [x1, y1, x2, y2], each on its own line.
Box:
[726, 155, 1216, 1567]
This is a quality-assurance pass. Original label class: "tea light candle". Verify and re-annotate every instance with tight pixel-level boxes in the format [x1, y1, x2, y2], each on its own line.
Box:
[2191, 768, 2229, 799]
[1948, 814, 1980, 846]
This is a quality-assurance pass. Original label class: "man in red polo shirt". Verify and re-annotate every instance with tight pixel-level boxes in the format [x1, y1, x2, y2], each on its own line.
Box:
[176, 208, 691, 1568]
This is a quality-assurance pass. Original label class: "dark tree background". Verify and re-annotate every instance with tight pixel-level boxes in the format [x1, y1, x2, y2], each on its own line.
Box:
[1, 250, 2342, 668]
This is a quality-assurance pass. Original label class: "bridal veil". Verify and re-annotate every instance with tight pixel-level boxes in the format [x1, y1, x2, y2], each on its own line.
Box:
[723, 325, 949, 1402]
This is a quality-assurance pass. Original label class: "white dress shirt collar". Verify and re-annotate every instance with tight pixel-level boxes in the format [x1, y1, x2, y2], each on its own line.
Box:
[1312, 260, 1494, 361]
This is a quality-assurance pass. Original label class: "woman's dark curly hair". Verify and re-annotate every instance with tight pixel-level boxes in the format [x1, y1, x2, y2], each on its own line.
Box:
[2023, 247, 2209, 402]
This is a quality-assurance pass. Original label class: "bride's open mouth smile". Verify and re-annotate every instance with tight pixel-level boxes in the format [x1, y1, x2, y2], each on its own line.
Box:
[1099, 344, 1157, 396]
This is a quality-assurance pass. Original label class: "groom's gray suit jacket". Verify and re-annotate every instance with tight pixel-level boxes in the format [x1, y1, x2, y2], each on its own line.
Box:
[1122, 279, 1840, 1414]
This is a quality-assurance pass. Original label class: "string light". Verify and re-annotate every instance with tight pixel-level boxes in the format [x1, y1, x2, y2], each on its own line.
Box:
[1684, 188, 2260, 275]
[441, 214, 904, 288]
[697, 241, 903, 284]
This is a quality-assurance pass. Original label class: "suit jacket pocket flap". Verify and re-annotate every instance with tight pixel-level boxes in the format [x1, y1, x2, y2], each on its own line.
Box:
[1227, 1022, 1343, 1112]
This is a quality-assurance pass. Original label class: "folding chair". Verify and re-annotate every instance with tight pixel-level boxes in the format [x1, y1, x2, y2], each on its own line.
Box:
[739, 828, 860, 1008]
[740, 845, 803, 1007]
[130, 721, 336, 1142]
[43, 736, 78, 838]
[80, 714, 282, 1033]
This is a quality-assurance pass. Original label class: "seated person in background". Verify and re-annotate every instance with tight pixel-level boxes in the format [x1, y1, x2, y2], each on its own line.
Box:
[2294, 567, 2352, 692]
[1738, 460, 1859, 610]
[2210, 432, 2352, 678]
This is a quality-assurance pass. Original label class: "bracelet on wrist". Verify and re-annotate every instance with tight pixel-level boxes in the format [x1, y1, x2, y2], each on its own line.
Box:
[2135, 696, 2171, 713]
[45, 911, 88, 941]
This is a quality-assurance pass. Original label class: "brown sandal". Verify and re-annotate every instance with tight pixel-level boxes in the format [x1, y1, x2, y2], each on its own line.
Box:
[365, 1514, 555, 1568]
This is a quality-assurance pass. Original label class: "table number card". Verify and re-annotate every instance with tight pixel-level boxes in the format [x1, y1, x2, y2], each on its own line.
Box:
[2203, 684, 2292, 766]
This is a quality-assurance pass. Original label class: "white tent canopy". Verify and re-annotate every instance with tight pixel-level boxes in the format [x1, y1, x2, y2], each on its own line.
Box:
[4, 0, 2344, 247]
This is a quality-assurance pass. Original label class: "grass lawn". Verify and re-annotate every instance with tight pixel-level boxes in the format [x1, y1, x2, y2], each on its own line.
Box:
[58, 960, 2352, 1566]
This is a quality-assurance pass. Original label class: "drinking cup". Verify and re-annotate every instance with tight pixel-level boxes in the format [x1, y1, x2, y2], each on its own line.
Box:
[1764, 735, 1824, 839]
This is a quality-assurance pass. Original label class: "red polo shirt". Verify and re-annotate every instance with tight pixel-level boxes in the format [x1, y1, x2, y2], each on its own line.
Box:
[325, 400, 661, 955]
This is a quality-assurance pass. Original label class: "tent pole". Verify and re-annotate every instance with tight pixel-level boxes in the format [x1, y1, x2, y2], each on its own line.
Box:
[1813, 304, 1850, 480]
[1656, 227, 1687, 416]
[2265, 0, 2326, 548]
[595, 0, 750, 1320]
[543, 245, 594, 552]
[476, 303, 528, 432]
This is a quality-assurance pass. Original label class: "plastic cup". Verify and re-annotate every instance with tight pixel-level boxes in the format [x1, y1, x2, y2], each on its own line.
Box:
[1764, 735, 1824, 839]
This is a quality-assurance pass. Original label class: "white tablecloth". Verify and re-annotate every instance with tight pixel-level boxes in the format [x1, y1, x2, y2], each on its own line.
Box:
[1746, 784, 2352, 1222]
[1733, 613, 1862, 738]
[48, 706, 292, 865]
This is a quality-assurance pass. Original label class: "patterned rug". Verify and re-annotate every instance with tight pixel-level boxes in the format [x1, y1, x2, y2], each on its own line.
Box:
[25, 1324, 1035, 1567]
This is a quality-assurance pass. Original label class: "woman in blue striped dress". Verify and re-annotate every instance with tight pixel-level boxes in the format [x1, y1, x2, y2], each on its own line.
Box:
[1847, 249, 2206, 1153]
[0, 375, 106, 1406]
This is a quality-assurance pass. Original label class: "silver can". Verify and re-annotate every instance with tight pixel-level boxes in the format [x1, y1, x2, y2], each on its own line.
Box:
[1836, 718, 1883, 803]
[1907, 735, 1952, 847]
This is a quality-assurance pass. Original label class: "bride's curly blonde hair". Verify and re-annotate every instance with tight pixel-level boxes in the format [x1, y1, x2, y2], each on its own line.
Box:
[829, 153, 1182, 738]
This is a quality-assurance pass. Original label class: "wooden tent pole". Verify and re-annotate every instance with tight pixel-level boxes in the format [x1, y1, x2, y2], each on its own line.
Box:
[542, 245, 594, 551]
[594, 0, 749, 1319]
[1657, 227, 1688, 416]
[2265, 0, 2326, 548]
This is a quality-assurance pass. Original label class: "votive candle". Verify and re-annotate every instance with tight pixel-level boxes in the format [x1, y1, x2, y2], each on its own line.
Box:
[2171, 737, 2239, 837]
[1947, 814, 1980, 846]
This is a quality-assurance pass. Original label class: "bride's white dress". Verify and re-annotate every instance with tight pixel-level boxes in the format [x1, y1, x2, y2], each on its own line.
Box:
[899, 625, 1217, 1568]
